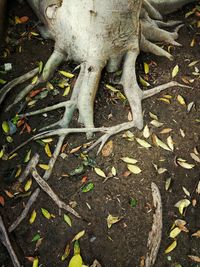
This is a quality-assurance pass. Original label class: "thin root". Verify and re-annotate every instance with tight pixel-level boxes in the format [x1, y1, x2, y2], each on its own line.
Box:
[32, 168, 81, 218]
[0, 215, 21, 267]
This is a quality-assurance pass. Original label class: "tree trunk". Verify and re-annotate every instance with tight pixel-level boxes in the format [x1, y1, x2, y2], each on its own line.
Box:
[0, 0, 7, 44]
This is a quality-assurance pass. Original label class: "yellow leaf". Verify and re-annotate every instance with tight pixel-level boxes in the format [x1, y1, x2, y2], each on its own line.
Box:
[107, 214, 121, 229]
[31, 31, 39, 36]
[72, 230, 85, 242]
[0, 149, 4, 159]
[127, 164, 142, 174]
[139, 76, 150, 87]
[41, 208, 52, 219]
[24, 178, 32, 192]
[135, 138, 151, 148]
[38, 164, 50, 170]
[177, 95, 186, 105]
[8, 153, 18, 160]
[149, 112, 158, 120]
[165, 240, 177, 254]
[144, 62, 149, 74]
[63, 86, 71, 97]
[31, 75, 38, 85]
[121, 157, 138, 164]
[44, 144, 52, 158]
[2, 121, 9, 134]
[59, 70, 74, 78]
[105, 84, 119, 92]
[41, 138, 53, 143]
[172, 65, 179, 78]
[29, 210, 37, 224]
[32, 257, 39, 267]
[64, 214, 72, 227]
[24, 149, 31, 163]
[94, 167, 106, 178]
[68, 254, 82, 267]
[169, 227, 181, 238]
[175, 199, 191, 215]
[158, 98, 170, 104]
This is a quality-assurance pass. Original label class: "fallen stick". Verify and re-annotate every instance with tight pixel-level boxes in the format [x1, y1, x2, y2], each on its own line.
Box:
[145, 182, 162, 267]
[0, 215, 21, 267]
[9, 188, 40, 233]
[31, 168, 80, 218]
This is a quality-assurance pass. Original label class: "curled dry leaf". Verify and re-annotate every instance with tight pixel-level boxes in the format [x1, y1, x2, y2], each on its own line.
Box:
[127, 164, 142, 174]
[165, 178, 172, 191]
[188, 255, 200, 263]
[101, 140, 113, 157]
[175, 199, 191, 215]
[160, 128, 173, 134]
[165, 240, 177, 254]
[190, 153, 200, 163]
[72, 230, 85, 241]
[107, 214, 121, 229]
[149, 112, 158, 120]
[192, 230, 200, 238]
[175, 219, 189, 232]
[177, 159, 195, 169]
[196, 181, 200, 194]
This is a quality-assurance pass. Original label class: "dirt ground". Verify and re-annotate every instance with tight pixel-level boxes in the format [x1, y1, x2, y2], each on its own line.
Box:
[0, 1, 200, 267]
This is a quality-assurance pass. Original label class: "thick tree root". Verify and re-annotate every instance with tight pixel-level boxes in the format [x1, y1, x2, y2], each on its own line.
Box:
[18, 153, 39, 183]
[0, 216, 21, 267]
[145, 182, 162, 267]
[31, 168, 80, 218]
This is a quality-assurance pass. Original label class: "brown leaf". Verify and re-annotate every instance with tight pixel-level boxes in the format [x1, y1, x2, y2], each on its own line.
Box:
[0, 196, 5, 206]
[188, 255, 200, 263]
[101, 140, 113, 157]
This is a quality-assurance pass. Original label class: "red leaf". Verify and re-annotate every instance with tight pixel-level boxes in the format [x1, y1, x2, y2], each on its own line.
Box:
[19, 16, 29, 23]
[29, 88, 43, 98]
[0, 196, 5, 206]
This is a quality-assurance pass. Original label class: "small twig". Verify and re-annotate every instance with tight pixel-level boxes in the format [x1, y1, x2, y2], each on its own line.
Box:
[145, 182, 162, 267]
[18, 153, 40, 183]
[9, 188, 40, 233]
[0, 215, 21, 267]
[90, 260, 102, 267]
[31, 168, 80, 218]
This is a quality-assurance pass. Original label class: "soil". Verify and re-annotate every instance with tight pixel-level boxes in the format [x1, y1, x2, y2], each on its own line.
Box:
[0, 1, 200, 267]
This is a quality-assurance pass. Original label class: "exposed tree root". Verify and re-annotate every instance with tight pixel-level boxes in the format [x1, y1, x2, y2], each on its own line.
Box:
[145, 182, 162, 267]
[31, 168, 80, 218]
[8, 188, 40, 233]
[18, 153, 39, 183]
[90, 260, 102, 267]
[0, 216, 21, 267]
[0, 67, 39, 106]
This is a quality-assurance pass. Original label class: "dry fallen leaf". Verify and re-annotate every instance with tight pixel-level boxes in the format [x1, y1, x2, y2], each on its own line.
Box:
[165, 240, 177, 254]
[153, 135, 171, 151]
[101, 140, 113, 157]
[188, 255, 200, 263]
[72, 230, 85, 241]
[143, 125, 150, 138]
[121, 157, 138, 164]
[175, 199, 191, 215]
[135, 138, 151, 148]
[107, 214, 121, 229]
[167, 136, 174, 151]
[177, 95, 186, 105]
[94, 167, 106, 178]
[127, 164, 142, 174]
[177, 159, 195, 169]
[172, 65, 179, 78]
[169, 227, 181, 238]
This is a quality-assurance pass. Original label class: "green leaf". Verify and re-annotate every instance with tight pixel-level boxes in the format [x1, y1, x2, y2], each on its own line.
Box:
[82, 183, 94, 193]
[130, 198, 137, 208]
[64, 214, 72, 227]
[24, 149, 32, 163]
[2, 121, 10, 134]
[31, 233, 41, 242]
